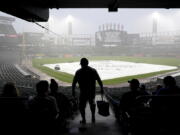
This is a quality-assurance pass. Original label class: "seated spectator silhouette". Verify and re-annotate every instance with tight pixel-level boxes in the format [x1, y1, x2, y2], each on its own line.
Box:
[120, 79, 149, 134]
[1, 82, 19, 97]
[120, 79, 142, 113]
[151, 76, 180, 132]
[50, 79, 72, 119]
[28, 80, 59, 135]
[0, 82, 27, 135]
[50, 79, 71, 132]
[156, 76, 180, 95]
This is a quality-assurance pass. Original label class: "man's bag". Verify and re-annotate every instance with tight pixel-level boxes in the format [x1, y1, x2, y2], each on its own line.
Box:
[97, 97, 110, 117]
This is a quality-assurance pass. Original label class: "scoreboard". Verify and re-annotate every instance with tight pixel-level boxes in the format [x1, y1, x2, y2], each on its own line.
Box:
[95, 30, 127, 46]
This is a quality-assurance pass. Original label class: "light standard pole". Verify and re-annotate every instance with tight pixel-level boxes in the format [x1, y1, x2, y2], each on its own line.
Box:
[152, 12, 158, 45]
[66, 15, 73, 45]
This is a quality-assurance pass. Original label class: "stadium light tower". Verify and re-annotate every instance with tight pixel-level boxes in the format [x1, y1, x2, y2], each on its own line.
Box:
[152, 12, 159, 45]
[66, 15, 74, 35]
[152, 12, 159, 34]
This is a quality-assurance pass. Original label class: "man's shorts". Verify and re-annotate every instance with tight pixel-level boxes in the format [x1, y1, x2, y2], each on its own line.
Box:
[79, 94, 95, 109]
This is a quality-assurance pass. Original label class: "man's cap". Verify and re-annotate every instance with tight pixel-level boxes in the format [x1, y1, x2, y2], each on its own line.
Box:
[128, 79, 140, 85]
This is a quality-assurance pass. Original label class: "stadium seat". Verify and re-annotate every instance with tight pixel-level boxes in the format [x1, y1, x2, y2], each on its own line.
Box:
[0, 64, 39, 90]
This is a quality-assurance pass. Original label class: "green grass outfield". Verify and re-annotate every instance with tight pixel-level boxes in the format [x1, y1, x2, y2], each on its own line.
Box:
[32, 56, 180, 85]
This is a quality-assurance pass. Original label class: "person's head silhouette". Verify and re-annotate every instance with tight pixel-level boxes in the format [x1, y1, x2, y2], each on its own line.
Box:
[50, 79, 58, 93]
[36, 80, 49, 96]
[80, 58, 89, 67]
[2, 82, 19, 97]
[128, 79, 140, 91]
[163, 76, 176, 87]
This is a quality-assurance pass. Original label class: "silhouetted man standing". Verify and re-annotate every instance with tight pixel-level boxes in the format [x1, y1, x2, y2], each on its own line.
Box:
[72, 58, 104, 124]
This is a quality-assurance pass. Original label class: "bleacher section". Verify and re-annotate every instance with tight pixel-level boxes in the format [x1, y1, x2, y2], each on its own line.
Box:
[0, 16, 19, 47]
[0, 64, 39, 94]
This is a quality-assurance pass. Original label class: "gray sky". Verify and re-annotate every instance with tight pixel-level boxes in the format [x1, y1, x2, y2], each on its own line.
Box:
[1, 8, 180, 35]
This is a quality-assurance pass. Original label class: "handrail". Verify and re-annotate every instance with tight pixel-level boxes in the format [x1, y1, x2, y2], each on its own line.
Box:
[105, 90, 120, 105]
[15, 64, 31, 77]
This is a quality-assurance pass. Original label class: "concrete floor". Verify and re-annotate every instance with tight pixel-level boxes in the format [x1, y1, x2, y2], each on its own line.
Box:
[63, 95, 124, 135]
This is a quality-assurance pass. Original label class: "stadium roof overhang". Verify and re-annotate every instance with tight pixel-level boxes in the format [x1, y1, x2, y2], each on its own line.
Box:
[0, 0, 180, 22]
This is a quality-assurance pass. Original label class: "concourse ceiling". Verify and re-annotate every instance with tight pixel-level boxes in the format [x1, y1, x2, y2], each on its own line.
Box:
[0, 0, 179, 21]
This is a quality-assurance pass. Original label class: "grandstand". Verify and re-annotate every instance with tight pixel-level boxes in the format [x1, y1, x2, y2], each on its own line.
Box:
[1, 9, 180, 135]
[0, 16, 19, 46]
[0, 64, 39, 87]
[0, 64, 39, 96]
